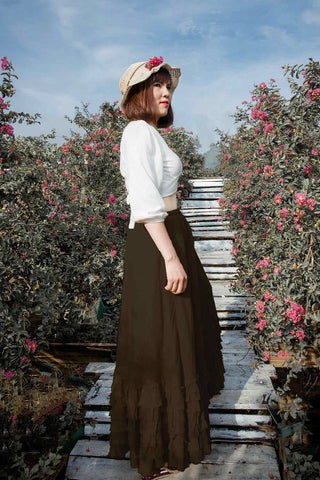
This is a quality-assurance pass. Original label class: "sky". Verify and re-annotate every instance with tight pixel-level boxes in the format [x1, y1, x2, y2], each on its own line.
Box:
[1, 0, 320, 152]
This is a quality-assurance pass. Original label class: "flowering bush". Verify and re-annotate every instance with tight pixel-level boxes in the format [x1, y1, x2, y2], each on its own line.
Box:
[218, 59, 320, 367]
[0, 56, 206, 477]
[217, 58, 320, 479]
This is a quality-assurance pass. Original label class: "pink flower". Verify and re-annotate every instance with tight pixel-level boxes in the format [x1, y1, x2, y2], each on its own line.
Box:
[270, 78, 275, 83]
[264, 123, 274, 134]
[0, 97, 8, 110]
[120, 213, 128, 220]
[274, 267, 280, 274]
[303, 165, 313, 174]
[263, 351, 271, 361]
[274, 194, 282, 204]
[84, 144, 92, 151]
[263, 273, 268, 280]
[263, 165, 274, 177]
[295, 193, 307, 206]
[259, 82, 267, 89]
[22, 253, 28, 259]
[277, 350, 283, 358]
[231, 203, 239, 211]
[12, 415, 17, 421]
[1, 124, 14, 136]
[276, 330, 282, 336]
[1, 56, 10, 70]
[256, 301, 265, 314]
[280, 208, 289, 220]
[277, 221, 284, 231]
[307, 198, 316, 210]
[296, 329, 305, 340]
[112, 144, 119, 151]
[110, 250, 117, 257]
[311, 148, 318, 156]
[108, 195, 116, 203]
[146, 56, 163, 70]
[26, 339, 38, 352]
[5, 371, 14, 378]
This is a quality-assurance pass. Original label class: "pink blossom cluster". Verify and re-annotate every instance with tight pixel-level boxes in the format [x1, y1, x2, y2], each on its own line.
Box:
[263, 165, 274, 177]
[108, 194, 116, 203]
[1, 56, 9, 70]
[264, 291, 276, 302]
[274, 194, 282, 204]
[0, 97, 8, 109]
[255, 318, 267, 331]
[308, 88, 320, 102]
[277, 350, 290, 359]
[256, 300, 265, 317]
[264, 123, 274, 134]
[290, 329, 306, 341]
[251, 108, 268, 121]
[285, 300, 305, 324]
[1, 124, 14, 136]
[256, 256, 269, 269]
[263, 350, 271, 361]
[295, 193, 316, 210]
[146, 56, 164, 70]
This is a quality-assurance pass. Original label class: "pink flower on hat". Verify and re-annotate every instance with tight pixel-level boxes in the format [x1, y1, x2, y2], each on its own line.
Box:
[146, 56, 163, 70]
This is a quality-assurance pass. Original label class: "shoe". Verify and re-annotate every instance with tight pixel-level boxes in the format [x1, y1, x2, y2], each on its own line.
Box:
[140, 468, 174, 479]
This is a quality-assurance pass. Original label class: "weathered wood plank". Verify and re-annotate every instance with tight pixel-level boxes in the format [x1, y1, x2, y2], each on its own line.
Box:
[66, 456, 281, 480]
[69, 440, 279, 465]
[84, 411, 272, 430]
[195, 239, 233, 253]
[189, 192, 223, 199]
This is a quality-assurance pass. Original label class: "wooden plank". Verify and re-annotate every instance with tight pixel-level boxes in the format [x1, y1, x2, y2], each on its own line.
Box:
[209, 390, 269, 410]
[189, 192, 223, 199]
[193, 232, 235, 240]
[66, 456, 281, 480]
[84, 425, 275, 443]
[70, 440, 279, 465]
[210, 428, 274, 442]
[84, 412, 272, 430]
[195, 239, 233, 253]
[209, 413, 272, 428]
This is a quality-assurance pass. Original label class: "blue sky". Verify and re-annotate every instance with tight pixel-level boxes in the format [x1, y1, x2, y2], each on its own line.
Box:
[1, 0, 320, 152]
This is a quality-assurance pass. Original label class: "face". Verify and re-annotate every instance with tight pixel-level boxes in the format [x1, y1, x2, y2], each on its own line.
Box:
[149, 74, 172, 124]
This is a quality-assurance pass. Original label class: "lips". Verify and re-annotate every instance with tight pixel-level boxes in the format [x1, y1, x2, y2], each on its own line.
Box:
[161, 101, 169, 106]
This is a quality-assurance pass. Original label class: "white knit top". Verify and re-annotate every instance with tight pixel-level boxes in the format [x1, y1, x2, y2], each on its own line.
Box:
[120, 120, 183, 229]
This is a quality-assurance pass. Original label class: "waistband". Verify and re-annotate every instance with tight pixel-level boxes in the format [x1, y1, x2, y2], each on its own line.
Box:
[166, 207, 181, 216]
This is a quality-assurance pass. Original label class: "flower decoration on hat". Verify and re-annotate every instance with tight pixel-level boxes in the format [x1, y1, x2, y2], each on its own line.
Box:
[146, 56, 164, 70]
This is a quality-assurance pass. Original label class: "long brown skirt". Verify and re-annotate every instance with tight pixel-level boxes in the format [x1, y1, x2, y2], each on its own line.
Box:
[108, 208, 225, 477]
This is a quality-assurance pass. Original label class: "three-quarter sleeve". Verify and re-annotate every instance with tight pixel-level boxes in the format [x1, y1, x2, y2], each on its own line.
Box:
[120, 121, 168, 228]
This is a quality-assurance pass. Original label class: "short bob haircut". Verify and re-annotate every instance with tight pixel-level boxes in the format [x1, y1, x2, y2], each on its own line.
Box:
[122, 68, 174, 128]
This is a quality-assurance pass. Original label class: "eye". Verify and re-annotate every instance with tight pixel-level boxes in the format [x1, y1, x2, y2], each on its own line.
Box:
[167, 84, 172, 90]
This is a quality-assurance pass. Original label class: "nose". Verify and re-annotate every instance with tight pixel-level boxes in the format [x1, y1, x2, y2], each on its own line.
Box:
[161, 84, 170, 97]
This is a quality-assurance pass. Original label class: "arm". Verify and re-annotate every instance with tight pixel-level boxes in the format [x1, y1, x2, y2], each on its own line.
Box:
[144, 221, 187, 295]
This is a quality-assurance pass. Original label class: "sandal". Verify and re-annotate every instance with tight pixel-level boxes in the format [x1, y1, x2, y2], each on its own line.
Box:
[140, 468, 176, 479]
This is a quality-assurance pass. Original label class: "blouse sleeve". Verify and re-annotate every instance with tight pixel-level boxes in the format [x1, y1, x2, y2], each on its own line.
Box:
[120, 121, 167, 225]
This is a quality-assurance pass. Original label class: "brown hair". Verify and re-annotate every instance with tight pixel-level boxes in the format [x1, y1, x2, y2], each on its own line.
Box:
[123, 68, 174, 128]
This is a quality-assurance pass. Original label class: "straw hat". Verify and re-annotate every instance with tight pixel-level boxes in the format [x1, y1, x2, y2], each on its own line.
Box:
[119, 56, 181, 111]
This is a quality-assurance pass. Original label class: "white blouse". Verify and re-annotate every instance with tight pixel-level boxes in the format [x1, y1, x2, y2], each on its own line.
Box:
[120, 120, 183, 229]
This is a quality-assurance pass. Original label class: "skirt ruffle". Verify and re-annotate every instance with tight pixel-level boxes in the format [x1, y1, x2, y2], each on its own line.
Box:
[108, 208, 225, 476]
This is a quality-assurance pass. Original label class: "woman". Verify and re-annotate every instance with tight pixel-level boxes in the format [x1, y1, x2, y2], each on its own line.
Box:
[108, 57, 225, 480]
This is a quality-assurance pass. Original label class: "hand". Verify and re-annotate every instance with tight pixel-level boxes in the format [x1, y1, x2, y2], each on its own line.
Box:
[164, 256, 188, 294]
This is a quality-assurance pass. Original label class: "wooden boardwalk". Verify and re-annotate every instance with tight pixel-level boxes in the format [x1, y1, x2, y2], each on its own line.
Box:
[66, 178, 281, 480]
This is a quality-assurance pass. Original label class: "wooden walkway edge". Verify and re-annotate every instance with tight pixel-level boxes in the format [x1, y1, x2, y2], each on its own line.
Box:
[65, 177, 281, 480]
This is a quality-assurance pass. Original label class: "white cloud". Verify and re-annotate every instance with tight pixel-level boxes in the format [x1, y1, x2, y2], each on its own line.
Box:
[260, 25, 294, 47]
[50, 0, 79, 29]
[302, 0, 320, 25]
